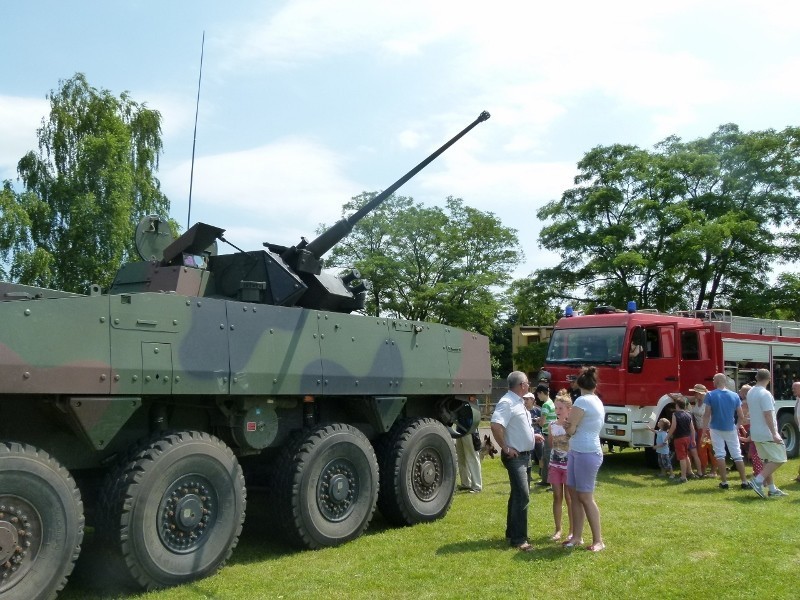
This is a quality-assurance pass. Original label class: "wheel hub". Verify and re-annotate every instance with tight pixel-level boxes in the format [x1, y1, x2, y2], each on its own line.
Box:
[328, 474, 351, 502]
[419, 460, 436, 485]
[0, 499, 41, 588]
[317, 459, 358, 522]
[158, 479, 215, 554]
[175, 495, 204, 530]
[412, 449, 441, 500]
[0, 520, 17, 563]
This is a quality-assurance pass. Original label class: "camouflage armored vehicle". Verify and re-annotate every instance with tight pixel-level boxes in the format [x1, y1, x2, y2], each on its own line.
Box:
[0, 112, 492, 600]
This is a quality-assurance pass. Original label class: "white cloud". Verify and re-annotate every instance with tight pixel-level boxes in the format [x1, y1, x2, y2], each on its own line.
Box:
[160, 136, 361, 249]
[0, 96, 49, 181]
[397, 129, 423, 150]
[140, 91, 198, 140]
[217, 0, 467, 69]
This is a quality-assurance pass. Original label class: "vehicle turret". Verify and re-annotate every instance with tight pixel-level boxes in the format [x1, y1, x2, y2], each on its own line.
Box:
[111, 111, 490, 312]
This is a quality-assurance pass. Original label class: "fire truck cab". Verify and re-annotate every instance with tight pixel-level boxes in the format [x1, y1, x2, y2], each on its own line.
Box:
[543, 307, 799, 458]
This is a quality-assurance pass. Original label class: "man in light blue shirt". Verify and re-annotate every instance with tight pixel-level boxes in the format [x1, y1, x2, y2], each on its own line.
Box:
[702, 373, 749, 490]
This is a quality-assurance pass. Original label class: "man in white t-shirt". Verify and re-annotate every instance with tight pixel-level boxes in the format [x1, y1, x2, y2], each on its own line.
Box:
[794, 381, 800, 483]
[747, 369, 788, 498]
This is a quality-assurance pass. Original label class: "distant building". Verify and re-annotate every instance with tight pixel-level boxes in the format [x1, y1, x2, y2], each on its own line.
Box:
[511, 325, 553, 371]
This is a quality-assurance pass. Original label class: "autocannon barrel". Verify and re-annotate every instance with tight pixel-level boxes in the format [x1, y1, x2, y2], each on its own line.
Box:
[303, 110, 490, 259]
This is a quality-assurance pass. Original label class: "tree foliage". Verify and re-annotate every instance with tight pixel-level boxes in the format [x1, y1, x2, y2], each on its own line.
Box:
[1, 73, 171, 292]
[512, 341, 549, 377]
[506, 277, 563, 326]
[534, 124, 800, 312]
[324, 193, 522, 336]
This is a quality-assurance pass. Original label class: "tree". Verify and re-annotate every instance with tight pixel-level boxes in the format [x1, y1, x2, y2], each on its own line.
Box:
[732, 272, 800, 322]
[2, 73, 171, 292]
[324, 193, 522, 336]
[535, 124, 800, 312]
[506, 277, 564, 327]
[0, 181, 33, 281]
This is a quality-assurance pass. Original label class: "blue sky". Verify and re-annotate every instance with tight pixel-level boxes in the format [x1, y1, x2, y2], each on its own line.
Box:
[2, 0, 799, 279]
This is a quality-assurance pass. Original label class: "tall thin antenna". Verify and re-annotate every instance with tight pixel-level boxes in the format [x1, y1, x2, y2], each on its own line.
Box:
[187, 31, 205, 230]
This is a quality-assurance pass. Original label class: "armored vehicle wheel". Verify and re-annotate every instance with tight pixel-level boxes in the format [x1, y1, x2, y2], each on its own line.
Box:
[98, 431, 245, 590]
[376, 418, 456, 526]
[779, 412, 799, 458]
[274, 424, 378, 549]
[0, 442, 84, 600]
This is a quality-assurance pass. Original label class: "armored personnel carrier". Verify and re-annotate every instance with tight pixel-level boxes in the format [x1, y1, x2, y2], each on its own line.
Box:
[0, 112, 492, 599]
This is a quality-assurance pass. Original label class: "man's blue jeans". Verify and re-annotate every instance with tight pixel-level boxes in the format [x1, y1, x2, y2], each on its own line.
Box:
[501, 451, 531, 546]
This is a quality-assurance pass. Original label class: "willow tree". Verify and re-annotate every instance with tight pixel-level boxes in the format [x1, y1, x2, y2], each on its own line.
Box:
[7, 73, 171, 292]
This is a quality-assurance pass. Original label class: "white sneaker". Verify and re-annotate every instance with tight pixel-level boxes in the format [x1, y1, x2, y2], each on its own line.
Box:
[749, 478, 765, 499]
[769, 488, 788, 497]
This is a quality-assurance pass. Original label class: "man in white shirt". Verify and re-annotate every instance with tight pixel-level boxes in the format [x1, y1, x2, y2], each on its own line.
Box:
[491, 371, 541, 551]
[747, 369, 788, 498]
[793, 381, 800, 483]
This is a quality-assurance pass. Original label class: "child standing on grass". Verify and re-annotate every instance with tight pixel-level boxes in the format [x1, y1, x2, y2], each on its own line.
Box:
[548, 394, 573, 542]
[654, 418, 674, 478]
[738, 398, 763, 477]
[668, 396, 696, 483]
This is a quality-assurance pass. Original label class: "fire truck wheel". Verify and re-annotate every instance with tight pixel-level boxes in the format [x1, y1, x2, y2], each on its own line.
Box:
[643, 446, 659, 469]
[376, 418, 457, 526]
[274, 423, 379, 549]
[778, 413, 799, 458]
[98, 431, 246, 590]
[0, 442, 84, 600]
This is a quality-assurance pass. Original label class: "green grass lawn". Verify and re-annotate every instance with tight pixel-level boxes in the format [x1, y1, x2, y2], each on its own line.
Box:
[61, 451, 800, 600]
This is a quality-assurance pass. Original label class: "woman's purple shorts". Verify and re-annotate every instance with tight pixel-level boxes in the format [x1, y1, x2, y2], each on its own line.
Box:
[566, 450, 603, 493]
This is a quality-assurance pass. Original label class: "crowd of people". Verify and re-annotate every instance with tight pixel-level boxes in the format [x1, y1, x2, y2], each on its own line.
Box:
[675, 369, 791, 496]
[453, 365, 799, 554]
[487, 366, 605, 552]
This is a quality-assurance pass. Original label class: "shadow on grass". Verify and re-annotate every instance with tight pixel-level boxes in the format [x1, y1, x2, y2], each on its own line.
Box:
[61, 489, 398, 599]
[599, 473, 649, 488]
[434, 535, 580, 562]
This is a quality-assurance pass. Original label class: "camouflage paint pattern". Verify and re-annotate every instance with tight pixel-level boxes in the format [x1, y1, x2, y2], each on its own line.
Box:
[0, 285, 491, 466]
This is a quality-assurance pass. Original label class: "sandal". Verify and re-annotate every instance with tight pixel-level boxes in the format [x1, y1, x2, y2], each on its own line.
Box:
[515, 542, 534, 552]
[550, 532, 562, 541]
[562, 537, 584, 548]
[586, 542, 606, 552]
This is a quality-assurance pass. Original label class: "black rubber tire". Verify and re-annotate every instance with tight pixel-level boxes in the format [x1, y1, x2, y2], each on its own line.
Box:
[272, 424, 378, 549]
[98, 431, 246, 590]
[643, 446, 659, 469]
[376, 418, 456, 526]
[779, 412, 799, 458]
[0, 442, 84, 600]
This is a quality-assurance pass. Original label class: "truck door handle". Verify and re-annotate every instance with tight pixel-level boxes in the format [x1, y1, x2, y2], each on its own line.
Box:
[664, 376, 678, 381]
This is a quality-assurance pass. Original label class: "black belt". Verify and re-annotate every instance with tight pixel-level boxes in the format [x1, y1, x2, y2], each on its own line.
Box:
[502, 449, 530, 456]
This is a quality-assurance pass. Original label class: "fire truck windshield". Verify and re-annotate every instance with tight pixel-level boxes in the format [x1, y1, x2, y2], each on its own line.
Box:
[545, 326, 626, 365]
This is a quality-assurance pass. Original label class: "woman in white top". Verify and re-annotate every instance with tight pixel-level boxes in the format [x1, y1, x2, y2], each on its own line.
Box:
[564, 366, 605, 552]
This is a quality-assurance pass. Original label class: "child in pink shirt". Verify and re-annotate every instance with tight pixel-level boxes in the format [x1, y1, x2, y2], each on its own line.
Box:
[548, 393, 574, 542]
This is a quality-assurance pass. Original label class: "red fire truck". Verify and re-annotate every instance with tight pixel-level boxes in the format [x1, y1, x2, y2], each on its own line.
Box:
[543, 306, 799, 459]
